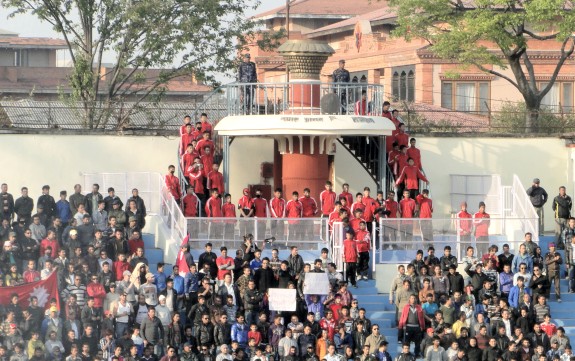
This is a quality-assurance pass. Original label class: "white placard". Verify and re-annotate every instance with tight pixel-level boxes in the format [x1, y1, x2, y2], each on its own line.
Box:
[268, 288, 297, 311]
[302, 272, 330, 295]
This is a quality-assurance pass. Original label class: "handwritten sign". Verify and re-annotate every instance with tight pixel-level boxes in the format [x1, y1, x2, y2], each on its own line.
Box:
[268, 288, 297, 311]
[303, 273, 331, 295]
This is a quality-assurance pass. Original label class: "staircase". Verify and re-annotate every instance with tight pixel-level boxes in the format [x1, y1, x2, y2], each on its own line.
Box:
[142, 232, 168, 273]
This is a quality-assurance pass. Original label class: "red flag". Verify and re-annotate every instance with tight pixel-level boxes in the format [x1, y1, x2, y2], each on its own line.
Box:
[176, 235, 190, 276]
[0, 271, 60, 311]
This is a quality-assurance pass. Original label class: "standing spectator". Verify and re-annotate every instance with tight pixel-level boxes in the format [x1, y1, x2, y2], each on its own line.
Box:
[37, 185, 56, 225]
[398, 294, 425, 358]
[473, 202, 490, 256]
[544, 243, 562, 302]
[526, 178, 548, 236]
[395, 159, 429, 200]
[552, 186, 572, 249]
[14, 187, 34, 225]
[207, 164, 225, 196]
[69, 184, 86, 216]
[286, 193, 303, 240]
[339, 184, 353, 206]
[0, 183, 15, 222]
[238, 53, 257, 114]
[343, 230, 358, 288]
[103, 187, 123, 213]
[566, 233, 575, 293]
[140, 307, 164, 356]
[320, 181, 337, 219]
[85, 184, 103, 216]
[300, 188, 318, 239]
[165, 165, 182, 201]
[270, 188, 286, 239]
[182, 187, 200, 218]
[406, 138, 422, 170]
[332, 60, 350, 114]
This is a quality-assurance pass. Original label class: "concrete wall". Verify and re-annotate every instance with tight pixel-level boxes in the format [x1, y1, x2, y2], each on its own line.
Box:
[333, 141, 378, 196]
[0, 134, 179, 208]
[228, 137, 275, 200]
[417, 137, 570, 232]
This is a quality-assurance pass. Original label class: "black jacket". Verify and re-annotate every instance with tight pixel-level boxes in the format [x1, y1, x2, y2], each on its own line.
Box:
[214, 322, 232, 346]
[14, 196, 33, 221]
[196, 322, 215, 346]
[482, 346, 501, 361]
[527, 186, 548, 208]
[37, 194, 57, 219]
[552, 195, 572, 219]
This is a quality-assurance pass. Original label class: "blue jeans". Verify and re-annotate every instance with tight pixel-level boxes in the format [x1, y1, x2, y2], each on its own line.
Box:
[116, 322, 129, 339]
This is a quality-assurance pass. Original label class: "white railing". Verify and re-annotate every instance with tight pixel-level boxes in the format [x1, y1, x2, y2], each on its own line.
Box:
[159, 177, 188, 244]
[332, 222, 344, 272]
[375, 216, 539, 264]
[511, 174, 539, 239]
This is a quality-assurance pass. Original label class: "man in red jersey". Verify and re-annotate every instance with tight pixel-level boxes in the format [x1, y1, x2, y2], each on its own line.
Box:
[196, 131, 215, 157]
[180, 114, 192, 136]
[394, 123, 409, 148]
[416, 189, 433, 246]
[180, 123, 195, 155]
[187, 158, 205, 203]
[342, 230, 358, 288]
[238, 188, 254, 237]
[474, 202, 490, 256]
[328, 201, 343, 233]
[350, 193, 365, 220]
[396, 158, 429, 200]
[340, 197, 351, 216]
[205, 189, 223, 239]
[182, 187, 200, 217]
[300, 188, 318, 239]
[399, 190, 416, 243]
[354, 90, 370, 115]
[165, 165, 181, 201]
[269, 188, 286, 239]
[320, 181, 337, 217]
[457, 201, 472, 249]
[222, 193, 236, 239]
[406, 138, 422, 170]
[181, 143, 199, 177]
[339, 183, 353, 206]
[199, 113, 213, 135]
[253, 189, 269, 239]
[350, 208, 366, 233]
[390, 109, 401, 129]
[362, 187, 378, 232]
[286, 191, 303, 240]
[355, 221, 371, 280]
[215, 246, 234, 284]
[206, 163, 225, 195]
[382, 191, 399, 249]
[200, 146, 214, 177]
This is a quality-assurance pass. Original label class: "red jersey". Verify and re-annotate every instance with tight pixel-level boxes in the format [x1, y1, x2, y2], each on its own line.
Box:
[253, 197, 269, 217]
[540, 322, 557, 338]
[396, 165, 428, 190]
[343, 239, 358, 262]
[350, 217, 366, 233]
[355, 230, 371, 252]
[196, 139, 215, 156]
[320, 190, 337, 215]
[200, 121, 213, 135]
[388, 150, 400, 174]
[350, 201, 365, 219]
[382, 110, 392, 120]
[385, 199, 399, 218]
[238, 195, 253, 215]
[165, 174, 182, 200]
[180, 123, 190, 136]
[269, 198, 286, 218]
[362, 196, 378, 222]
[180, 132, 195, 155]
[114, 260, 131, 280]
[201, 154, 214, 177]
[338, 192, 353, 206]
[299, 196, 318, 218]
[182, 193, 200, 217]
[415, 195, 433, 218]
[406, 146, 422, 169]
[457, 210, 472, 235]
[188, 167, 204, 194]
[354, 100, 370, 115]
[216, 256, 234, 280]
[206, 170, 225, 194]
[473, 212, 490, 237]
[40, 238, 59, 256]
[328, 210, 341, 229]
[285, 200, 303, 218]
[86, 283, 106, 308]
[128, 238, 144, 255]
[205, 196, 223, 217]
[181, 151, 199, 175]
[395, 131, 409, 148]
[386, 134, 396, 153]
[222, 203, 236, 218]
[319, 317, 336, 342]
[400, 198, 416, 218]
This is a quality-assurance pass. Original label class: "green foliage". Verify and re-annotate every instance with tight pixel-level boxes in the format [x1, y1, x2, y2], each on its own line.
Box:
[2, 0, 281, 129]
[490, 102, 575, 134]
[388, 0, 575, 132]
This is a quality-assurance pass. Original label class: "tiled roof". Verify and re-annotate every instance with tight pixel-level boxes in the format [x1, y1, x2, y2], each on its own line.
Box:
[396, 102, 490, 131]
[0, 37, 68, 48]
[0, 100, 197, 130]
[255, 0, 386, 19]
[306, 6, 397, 37]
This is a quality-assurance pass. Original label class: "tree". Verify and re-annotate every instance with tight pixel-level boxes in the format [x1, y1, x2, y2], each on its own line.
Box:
[2, 0, 281, 129]
[388, 0, 575, 133]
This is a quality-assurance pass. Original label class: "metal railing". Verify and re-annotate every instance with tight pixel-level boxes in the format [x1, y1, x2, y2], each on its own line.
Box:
[512, 174, 539, 238]
[224, 82, 385, 116]
[159, 178, 188, 244]
[185, 217, 330, 250]
[373, 217, 539, 264]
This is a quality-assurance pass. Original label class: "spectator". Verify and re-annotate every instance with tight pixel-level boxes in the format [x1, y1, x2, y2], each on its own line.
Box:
[526, 179, 548, 236]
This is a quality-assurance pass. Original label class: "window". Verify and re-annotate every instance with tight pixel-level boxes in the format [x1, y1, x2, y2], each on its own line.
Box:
[441, 81, 490, 114]
[540, 82, 573, 113]
[392, 70, 415, 101]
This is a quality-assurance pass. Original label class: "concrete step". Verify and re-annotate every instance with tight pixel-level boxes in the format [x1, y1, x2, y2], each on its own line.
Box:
[146, 248, 164, 264]
[143, 233, 156, 249]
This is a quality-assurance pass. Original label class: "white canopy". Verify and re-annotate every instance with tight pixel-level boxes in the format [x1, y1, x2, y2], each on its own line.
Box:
[214, 114, 396, 136]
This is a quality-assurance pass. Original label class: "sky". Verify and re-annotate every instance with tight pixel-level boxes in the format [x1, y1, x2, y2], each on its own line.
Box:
[0, 0, 285, 38]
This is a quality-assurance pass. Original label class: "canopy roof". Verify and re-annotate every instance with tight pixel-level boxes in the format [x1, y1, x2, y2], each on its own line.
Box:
[214, 114, 395, 136]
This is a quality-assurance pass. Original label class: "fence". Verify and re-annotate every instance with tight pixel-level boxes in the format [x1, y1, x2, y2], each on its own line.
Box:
[372, 217, 539, 264]
[511, 174, 539, 237]
[185, 217, 330, 250]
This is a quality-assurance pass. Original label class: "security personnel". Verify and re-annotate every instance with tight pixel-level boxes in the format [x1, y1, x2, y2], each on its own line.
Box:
[238, 53, 257, 114]
[332, 59, 350, 114]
